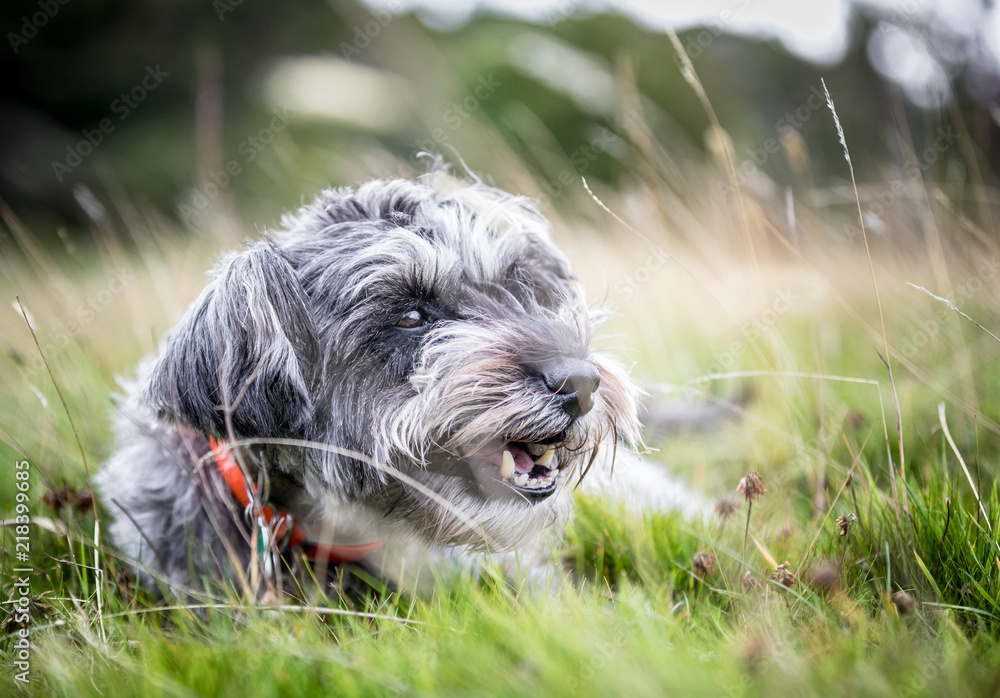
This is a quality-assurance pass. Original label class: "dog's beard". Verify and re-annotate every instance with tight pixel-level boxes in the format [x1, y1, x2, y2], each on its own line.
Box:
[371, 321, 640, 551]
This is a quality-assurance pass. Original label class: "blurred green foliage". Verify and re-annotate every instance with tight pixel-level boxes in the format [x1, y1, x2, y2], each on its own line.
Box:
[2, 0, 995, 236]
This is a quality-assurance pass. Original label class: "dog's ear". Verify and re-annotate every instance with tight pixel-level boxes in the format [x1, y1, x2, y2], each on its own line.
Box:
[144, 243, 318, 439]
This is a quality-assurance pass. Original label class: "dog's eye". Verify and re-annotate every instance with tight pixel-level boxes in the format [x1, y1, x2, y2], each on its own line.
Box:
[395, 309, 427, 329]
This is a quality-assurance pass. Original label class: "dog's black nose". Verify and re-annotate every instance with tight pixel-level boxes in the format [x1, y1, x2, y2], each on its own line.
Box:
[540, 358, 601, 418]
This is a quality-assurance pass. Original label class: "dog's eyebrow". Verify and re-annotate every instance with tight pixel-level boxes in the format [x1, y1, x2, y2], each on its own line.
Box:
[494, 257, 569, 311]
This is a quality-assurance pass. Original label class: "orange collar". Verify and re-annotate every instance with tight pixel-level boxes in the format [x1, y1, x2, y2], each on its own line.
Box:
[209, 436, 382, 564]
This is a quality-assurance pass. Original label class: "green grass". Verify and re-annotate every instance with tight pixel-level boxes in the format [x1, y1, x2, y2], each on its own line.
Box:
[4, 126, 1000, 696]
[5, 452, 1000, 696]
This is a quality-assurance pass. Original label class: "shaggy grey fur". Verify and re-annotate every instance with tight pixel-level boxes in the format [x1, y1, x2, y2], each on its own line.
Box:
[96, 168, 644, 595]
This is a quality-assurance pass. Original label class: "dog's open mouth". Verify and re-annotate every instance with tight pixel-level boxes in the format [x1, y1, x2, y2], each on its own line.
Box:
[459, 434, 563, 501]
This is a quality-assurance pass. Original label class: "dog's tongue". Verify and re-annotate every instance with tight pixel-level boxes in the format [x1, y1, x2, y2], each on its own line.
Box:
[482, 443, 534, 473]
[509, 444, 535, 473]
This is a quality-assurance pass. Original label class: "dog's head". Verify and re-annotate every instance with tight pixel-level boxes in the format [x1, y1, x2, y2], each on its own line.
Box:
[146, 170, 639, 549]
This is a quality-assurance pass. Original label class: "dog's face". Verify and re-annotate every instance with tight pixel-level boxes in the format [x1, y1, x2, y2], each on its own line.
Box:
[146, 172, 639, 550]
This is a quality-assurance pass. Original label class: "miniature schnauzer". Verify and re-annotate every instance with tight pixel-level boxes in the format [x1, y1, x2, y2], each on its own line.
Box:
[97, 168, 687, 596]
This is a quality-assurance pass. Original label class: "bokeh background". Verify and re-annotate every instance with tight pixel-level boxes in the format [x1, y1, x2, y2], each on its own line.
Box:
[3, 0, 998, 233]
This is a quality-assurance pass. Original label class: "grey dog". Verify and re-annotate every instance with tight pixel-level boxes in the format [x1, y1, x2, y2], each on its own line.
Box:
[96, 168, 673, 596]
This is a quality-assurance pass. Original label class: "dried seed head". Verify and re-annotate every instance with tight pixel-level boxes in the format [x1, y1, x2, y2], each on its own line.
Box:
[770, 561, 796, 588]
[835, 513, 858, 538]
[741, 570, 761, 592]
[892, 591, 916, 616]
[737, 471, 766, 503]
[714, 495, 739, 521]
[692, 551, 717, 578]
[808, 564, 839, 595]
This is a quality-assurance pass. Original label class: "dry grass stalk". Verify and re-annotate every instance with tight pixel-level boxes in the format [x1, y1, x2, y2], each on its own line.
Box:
[821, 79, 907, 517]
[737, 471, 766, 563]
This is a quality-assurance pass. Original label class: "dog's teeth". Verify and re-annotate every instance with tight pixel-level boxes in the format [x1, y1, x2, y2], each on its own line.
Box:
[500, 450, 515, 479]
[526, 443, 547, 457]
[536, 444, 556, 467]
[514, 473, 528, 487]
